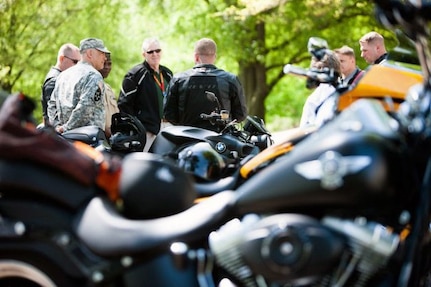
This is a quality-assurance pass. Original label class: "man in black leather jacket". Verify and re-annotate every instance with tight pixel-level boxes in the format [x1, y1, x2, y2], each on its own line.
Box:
[164, 38, 247, 132]
[118, 38, 173, 151]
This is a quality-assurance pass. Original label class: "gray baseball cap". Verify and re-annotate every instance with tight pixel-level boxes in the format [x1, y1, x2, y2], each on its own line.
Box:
[79, 38, 110, 53]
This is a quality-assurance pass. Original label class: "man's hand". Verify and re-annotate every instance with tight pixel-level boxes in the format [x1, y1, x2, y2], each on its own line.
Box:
[55, 125, 65, 134]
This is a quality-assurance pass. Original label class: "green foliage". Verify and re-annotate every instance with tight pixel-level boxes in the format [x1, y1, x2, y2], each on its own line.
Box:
[0, 0, 126, 122]
[0, 0, 396, 130]
[265, 76, 309, 130]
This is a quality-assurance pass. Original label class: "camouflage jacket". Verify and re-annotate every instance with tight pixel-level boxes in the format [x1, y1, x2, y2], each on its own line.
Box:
[48, 62, 105, 132]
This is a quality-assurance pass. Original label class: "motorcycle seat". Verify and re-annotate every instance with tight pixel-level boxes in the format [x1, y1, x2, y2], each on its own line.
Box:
[62, 125, 108, 147]
[74, 191, 236, 257]
[149, 125, 218, 154]
[162, 125, 218, 143]
[0, 159, 96, 210]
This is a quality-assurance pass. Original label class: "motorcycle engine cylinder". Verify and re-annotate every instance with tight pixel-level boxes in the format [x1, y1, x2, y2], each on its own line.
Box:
[210, 214, 346, 286]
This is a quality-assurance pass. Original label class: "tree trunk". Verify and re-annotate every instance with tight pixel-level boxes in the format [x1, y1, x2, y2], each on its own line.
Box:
[240, 62, 268, 119]
[238, 21, 268, 119]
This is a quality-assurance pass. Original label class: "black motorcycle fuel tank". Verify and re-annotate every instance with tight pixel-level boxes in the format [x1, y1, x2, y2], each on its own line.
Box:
[234, 100, 412, 215]
[206, 133, 257, 158]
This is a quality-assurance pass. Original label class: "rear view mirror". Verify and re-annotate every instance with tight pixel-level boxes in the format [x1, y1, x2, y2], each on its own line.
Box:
[307, 37, 329, 61]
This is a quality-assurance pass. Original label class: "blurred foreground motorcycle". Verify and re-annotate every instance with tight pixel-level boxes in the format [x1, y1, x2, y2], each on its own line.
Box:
[2, 1, 431, 286]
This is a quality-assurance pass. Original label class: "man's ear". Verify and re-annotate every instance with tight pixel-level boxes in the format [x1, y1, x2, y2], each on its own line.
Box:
[194, 53, 200, 64]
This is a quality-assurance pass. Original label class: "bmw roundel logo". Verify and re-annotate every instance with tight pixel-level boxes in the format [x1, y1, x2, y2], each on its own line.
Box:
[215, 142, 227, 153]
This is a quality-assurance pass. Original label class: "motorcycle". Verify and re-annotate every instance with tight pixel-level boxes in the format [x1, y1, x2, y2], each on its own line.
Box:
[59, 112, 147, 155]
[149, 93, 273, 196]
[154, 30, 422, 199]
[2, 1, 431, 286]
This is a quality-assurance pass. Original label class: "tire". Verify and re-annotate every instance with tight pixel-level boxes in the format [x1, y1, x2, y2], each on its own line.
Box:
[0, 259, 57, 287]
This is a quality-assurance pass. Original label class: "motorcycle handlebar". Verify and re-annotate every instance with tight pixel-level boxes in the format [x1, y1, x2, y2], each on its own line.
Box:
[283, 64, 307, 76]
[283, 64, 336, 85]
[201, 110, 230, 121]
[200, 113, 221, 120]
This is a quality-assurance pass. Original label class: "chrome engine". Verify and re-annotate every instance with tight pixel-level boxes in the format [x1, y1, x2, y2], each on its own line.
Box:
[209, 214, 400, 287]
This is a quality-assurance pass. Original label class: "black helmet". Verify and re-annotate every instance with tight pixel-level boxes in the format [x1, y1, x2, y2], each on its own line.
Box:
[119, 153, 196, 219]
[110, 112, 146, 152]
[177, 142, 226, 181]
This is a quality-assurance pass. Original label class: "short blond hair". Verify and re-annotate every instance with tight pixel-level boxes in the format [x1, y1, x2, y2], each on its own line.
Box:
[359, 31, 384, 45]
[334, 45, 355, 57]
[194, 38, 217, 56]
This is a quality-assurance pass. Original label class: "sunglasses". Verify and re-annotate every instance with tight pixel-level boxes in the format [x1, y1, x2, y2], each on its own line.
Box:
[64, 55, 79, 64]
[146, 49, 162, 54]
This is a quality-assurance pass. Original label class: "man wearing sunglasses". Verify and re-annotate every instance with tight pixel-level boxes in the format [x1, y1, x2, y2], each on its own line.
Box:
[118, 37, 173, 152]
[41, 43, 81, 126]
[48, 38, 110, 135]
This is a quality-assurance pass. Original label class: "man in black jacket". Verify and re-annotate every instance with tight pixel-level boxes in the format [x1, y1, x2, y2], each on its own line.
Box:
[164, 38, 247, 132]
[41, 43, 80, 126]
[117, 37, 173, 151]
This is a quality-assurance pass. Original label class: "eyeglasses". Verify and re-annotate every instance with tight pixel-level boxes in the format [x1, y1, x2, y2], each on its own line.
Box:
[64, 55, 79, 64]
[146, 49, 162, 54]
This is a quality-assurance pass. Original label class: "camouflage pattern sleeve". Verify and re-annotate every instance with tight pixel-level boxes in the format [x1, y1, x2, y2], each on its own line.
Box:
[63, 72, 106, 131]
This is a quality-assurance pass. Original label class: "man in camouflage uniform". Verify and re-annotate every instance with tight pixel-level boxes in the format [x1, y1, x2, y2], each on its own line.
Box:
[48, 38, 110, 134]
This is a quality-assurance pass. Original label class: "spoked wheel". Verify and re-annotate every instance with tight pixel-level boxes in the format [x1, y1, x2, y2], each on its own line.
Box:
[0, 260, 57, 287]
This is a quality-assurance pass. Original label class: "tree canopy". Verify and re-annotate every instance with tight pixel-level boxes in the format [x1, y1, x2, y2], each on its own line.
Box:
[0, 0, 397, 130]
